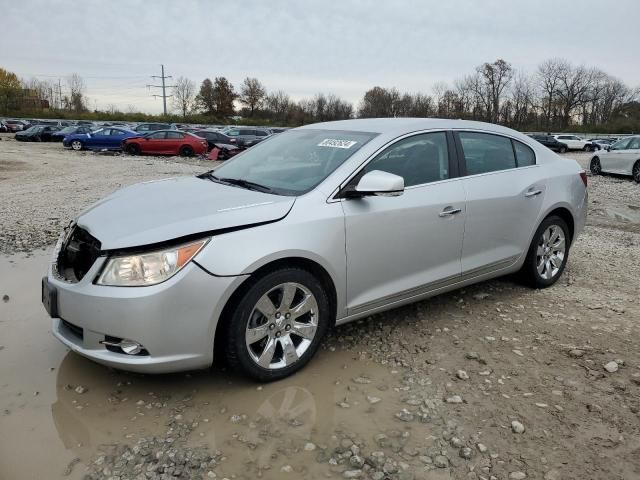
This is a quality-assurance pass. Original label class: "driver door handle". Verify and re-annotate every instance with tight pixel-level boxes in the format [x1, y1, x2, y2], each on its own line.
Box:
[439, 207, 462, 217]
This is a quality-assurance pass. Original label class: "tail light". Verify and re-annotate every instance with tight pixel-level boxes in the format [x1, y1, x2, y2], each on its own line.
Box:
[579, 171, 588, 187]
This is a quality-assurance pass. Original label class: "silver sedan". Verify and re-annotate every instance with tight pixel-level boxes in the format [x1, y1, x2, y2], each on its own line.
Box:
[589, 135, 640, 183]
[42, 119, 588, 381]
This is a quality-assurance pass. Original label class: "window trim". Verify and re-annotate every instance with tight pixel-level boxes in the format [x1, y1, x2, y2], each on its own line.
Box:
[453, 130, 537, 178]
[333, 129, 459, 200]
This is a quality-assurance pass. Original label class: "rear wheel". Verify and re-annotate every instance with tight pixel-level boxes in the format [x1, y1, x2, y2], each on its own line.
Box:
[521, 216, 570, 288]
[126, 143, 140, 155]
[70, 140, 83, 151]
[179, 145, 194, 157]
[590, 157, 602, 175]
[582, 145, 590, 152]
[223, 268, 330, 381]
[633, 160, 640, 183]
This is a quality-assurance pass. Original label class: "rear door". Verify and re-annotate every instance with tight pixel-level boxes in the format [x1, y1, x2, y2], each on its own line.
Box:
[342, 131, 466, 314]
[89, 128, 111, 148]
[164, 131, 185, 154]
[604, 137, 632, 173]
[455, 131, 546, 276]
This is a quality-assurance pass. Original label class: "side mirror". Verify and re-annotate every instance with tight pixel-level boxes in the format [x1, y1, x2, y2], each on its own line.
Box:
[345, 170, 404, 198]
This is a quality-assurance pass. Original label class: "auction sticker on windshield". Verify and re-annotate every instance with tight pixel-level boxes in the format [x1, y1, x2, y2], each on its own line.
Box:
[318, 139, 358, 149]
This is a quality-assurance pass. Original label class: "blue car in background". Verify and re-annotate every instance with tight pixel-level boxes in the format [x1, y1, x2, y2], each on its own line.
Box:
[63, 127, 140, 151]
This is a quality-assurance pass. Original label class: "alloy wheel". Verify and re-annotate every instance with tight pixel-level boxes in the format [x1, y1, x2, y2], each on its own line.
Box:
[590, 157, 601, 175]
[633, 162, 640, 183]
[536, 225, 566, 281]
[71, 140, 82, 151]
[245, 282, 319, 370]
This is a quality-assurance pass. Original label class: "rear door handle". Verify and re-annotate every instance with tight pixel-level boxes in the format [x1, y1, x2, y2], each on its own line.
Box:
[524, 189, 542, 198]
[439, 207, 462, 217]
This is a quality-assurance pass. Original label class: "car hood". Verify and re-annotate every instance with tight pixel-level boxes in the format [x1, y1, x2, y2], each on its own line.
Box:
[76, 176, 295, 250]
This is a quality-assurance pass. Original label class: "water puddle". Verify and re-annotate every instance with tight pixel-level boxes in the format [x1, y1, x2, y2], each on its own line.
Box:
[0, 251, 418, 479]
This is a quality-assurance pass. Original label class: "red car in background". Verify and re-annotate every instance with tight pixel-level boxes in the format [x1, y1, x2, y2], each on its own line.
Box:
[122, 130, 207, 156]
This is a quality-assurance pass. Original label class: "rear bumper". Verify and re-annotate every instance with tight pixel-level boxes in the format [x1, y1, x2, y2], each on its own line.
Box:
[47, 251, 247, 373]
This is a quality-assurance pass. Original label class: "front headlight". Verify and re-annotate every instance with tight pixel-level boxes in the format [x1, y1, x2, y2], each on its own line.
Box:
[96, 238, 209, 286]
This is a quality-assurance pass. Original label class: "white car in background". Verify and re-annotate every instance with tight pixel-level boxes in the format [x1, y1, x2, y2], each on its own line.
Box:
[589, 135, 640, 183]
[553, 135, 591, 151]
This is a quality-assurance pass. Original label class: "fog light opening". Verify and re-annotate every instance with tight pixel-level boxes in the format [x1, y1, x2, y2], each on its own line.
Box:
[101, 336, 148, 356]
[120, 340, 143, 355]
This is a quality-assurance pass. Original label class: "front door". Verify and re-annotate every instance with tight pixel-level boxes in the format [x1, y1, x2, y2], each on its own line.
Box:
[342, 131, 465, 315]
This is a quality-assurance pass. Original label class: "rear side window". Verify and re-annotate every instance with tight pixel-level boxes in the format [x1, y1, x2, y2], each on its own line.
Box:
[363, 132, 449, 187]
[512, 140, 536, 167]
[458, 132, 516, 175]
[255, 130, 269, 137]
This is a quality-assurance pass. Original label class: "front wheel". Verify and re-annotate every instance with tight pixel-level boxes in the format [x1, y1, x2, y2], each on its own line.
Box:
[126, 143, 140, 155]
[70, 140, 83, 151]
[590, 157, 602, 175]
[223, 268, 330, 381]
[558, 146, 567, 154]
[633, 161, 640, 183]
[521, 216, 570, 288]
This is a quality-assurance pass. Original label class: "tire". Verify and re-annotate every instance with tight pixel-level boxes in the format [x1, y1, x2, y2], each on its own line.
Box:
[126, 143, 140, 155]
[70, 140, 83, 151]
[590, 157, 602, 176]
[521, 215, 570, 288]
[582, 145, 590, 152]
[179, 145, 194, 157]
[223, 267, 331, 382]
[633, 160, 640, 184]
[559, 146, 567, 154]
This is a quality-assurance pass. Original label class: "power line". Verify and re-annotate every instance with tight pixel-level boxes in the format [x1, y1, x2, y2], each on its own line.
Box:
[147, 64, 175, 116]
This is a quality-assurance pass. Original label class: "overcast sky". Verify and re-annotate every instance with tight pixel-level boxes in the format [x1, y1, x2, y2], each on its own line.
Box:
[4, 0, 640, 114]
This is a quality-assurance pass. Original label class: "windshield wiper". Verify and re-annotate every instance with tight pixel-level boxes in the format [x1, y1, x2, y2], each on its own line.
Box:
[217, 177, 273, 193]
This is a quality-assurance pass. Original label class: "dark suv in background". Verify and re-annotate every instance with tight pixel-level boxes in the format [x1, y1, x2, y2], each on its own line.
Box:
[221, 127, 271, 147]
[529, 134, 568, 153]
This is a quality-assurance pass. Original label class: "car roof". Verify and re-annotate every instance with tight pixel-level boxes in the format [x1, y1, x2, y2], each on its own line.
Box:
[297, 118, 531, 140]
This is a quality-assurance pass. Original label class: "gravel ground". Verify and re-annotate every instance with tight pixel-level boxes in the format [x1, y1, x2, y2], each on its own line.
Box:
[1, 134, 639, 480]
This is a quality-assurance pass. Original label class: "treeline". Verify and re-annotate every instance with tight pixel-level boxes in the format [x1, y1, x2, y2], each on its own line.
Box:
[2, 58, 640, 132]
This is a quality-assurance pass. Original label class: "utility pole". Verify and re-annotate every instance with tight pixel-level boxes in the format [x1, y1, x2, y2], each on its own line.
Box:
[148, 64, 175, 116]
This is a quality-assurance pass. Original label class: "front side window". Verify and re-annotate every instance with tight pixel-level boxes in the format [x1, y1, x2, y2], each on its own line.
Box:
[111, 129, 126, 136]
[166, 131, 184, 139]
[627, 137, 640, 150]
[611, 138, 631, 150]
[146, 131, 167, 140]
[362, 132, 449, 187]
[459, 132, 516, 175]
[211, 129, 377, 196]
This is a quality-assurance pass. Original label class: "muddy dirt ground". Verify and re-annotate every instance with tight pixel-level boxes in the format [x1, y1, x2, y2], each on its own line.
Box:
[1, 133, 639, 480]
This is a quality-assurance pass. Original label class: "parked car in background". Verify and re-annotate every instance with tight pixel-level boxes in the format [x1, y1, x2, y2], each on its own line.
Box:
[51, 125, 95, 142]
[222, 127, 271, 147]
[207, 143, 241, 161]
[63, 127, 139, 151]
[529, 134, 569, 153]
[552, 134, 590, 151]
[192, 129, 236, 151]
[588, 139, 613, 151]
[122, 130, 207, 156]
[0, 120, 8, 133]
[269, 127, 288, 134]
[42, 118, 587, 380]
[75, 120, 96, 126]
[5, 120, 28, 132]
[590, 135, 640, 183]
[15, 125, 63, 142]
[133, 123, 174, 134]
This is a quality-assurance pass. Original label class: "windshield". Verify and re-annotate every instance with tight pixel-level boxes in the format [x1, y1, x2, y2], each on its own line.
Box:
[210, 129, 377, 196]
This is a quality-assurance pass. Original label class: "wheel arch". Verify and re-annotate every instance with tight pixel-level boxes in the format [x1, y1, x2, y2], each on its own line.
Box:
[540, 206, 575, 243]
[213, 256, 339, 363]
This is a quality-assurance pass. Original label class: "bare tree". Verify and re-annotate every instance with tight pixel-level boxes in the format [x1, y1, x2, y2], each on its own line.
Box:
[66, 73, 86, 112]
[171, 76, 196, 118]
[239, 77, 266, 116]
